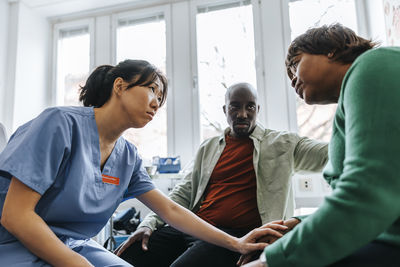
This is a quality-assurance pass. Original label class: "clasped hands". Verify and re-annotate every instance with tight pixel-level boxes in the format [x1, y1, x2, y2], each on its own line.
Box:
[238, 217, 301, 266]
[114, 218, 300, 266]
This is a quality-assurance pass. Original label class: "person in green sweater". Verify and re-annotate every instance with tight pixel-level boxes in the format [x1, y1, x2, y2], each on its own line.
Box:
[241, 23, 400, 267]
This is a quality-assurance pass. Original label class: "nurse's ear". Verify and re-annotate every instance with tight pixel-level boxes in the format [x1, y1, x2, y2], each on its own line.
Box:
[113, 77, 124, 96]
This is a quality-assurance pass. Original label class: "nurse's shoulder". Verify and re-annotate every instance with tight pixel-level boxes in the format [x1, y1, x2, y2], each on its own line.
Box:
[8, 106, 88, 143]
[38, 106, 96, 128]
[44, 106, 94, 121]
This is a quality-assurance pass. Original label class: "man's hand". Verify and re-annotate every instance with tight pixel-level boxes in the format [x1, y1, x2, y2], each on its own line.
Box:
[234, 221, 288, 255]
[237, 218, 301, 265]
[258, 218, 300, 240]
[114, 227, 153, 256]
[236, 221, 283, 266]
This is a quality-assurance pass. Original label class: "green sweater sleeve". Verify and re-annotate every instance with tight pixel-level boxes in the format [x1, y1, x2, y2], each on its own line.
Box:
[265, 48, 400, 266]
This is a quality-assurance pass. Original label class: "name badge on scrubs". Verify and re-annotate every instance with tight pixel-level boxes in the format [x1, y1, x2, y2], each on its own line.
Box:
[102, 174, 120, 185]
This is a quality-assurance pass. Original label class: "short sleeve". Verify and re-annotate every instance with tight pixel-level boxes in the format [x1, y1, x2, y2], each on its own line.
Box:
[124, 148, 155, 199]
[0, 108, 71, 195]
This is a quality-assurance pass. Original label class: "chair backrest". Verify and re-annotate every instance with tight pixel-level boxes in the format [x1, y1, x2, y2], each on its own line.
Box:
[0, 122, 7, 152]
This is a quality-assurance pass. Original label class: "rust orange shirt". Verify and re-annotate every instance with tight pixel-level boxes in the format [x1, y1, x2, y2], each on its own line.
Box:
[196, 134, 261, 229]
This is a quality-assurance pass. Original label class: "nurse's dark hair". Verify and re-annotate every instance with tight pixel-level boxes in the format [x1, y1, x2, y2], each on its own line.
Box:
[79, 59, 168, 107]
[286, 23, 378, 80]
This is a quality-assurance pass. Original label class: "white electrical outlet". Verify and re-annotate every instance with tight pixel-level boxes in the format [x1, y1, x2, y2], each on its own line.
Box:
[299, 177, 313, 192]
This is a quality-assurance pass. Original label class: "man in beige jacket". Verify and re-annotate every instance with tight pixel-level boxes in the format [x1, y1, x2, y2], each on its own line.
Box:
[118, 82, 328, 267]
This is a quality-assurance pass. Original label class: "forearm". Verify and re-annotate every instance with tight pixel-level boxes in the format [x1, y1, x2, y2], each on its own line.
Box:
[2, 210, 91, 266]
[139, 178, 193, 231]
[161, 201, 239, 251]
[294, 138, 328, 172]
[139, 189, 281, 255]
[138, 189, 239, 252]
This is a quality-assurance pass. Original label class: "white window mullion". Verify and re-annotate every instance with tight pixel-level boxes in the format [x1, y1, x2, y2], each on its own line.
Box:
[189, 0, 201, 152]
[255, 0, 292, 131]
[281, 0, 299, 133]
[94, 15, 112, 66]
[251, 0, 268, 128]
[354, 0, 370, 38]
[164, 4, 175, 159]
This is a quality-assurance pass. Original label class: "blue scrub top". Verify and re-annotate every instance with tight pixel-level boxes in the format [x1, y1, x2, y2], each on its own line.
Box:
[0, 106, 155, 244]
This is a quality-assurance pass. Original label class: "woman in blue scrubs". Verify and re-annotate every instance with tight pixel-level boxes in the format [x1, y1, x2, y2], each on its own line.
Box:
[0, 60, 285, 267]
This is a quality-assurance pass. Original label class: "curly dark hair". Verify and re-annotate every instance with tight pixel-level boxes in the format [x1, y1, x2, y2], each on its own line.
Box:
[286, 23, 378, 80]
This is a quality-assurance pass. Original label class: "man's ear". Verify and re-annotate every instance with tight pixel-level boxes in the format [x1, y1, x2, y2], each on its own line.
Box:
[223, 105, 227, 115]
[113, 77, 124, 96]
[327, 51, 335, 59]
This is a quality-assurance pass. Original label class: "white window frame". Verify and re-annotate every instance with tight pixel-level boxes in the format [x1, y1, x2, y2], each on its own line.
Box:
[52, 18, 95, 106]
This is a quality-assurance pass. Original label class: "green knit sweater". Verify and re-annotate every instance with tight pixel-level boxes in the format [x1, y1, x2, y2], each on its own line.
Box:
[265, 47, 400, 266]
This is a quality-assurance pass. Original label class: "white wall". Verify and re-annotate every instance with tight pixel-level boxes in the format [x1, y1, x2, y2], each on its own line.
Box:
[7, 1, 50, 131]
[0, 0, 9, 134]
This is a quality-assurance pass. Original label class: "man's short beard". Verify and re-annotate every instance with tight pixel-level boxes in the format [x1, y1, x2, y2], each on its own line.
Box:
[233, 127, 250, 137]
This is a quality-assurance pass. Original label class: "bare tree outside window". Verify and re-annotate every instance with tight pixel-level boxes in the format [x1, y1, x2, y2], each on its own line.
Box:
[196, 2, 257, 141]
[288, 0, 358, 141]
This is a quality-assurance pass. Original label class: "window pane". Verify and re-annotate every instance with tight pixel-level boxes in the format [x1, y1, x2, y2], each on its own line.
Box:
[196, 2, 256, 141]
[384, 0, 400, 46]
[288, 0, 357, 141]
[116, 15, 167, 159]
[57, 27, 90, 106]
